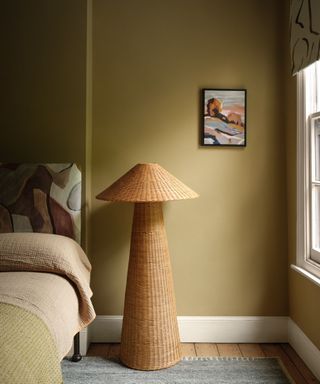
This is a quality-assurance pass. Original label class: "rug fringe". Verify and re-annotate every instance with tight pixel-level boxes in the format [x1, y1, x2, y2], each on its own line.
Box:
[182, 356, 279, 361]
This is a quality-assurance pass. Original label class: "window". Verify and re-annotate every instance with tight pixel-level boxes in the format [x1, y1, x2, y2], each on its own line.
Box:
[295, 61, 320, 282]
[310, 113, 320, 263]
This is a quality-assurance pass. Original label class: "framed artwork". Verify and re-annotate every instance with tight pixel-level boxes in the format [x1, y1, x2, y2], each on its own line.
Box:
[201, 89, 247, 147]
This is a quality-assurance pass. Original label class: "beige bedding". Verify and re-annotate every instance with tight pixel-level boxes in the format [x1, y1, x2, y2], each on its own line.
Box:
[0, 272, 80, 359]
[0, 232, 96, 359]
[0, 303, 63, 384]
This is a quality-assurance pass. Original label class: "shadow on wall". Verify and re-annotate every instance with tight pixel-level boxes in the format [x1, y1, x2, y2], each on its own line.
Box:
[90, 202, 133, 315]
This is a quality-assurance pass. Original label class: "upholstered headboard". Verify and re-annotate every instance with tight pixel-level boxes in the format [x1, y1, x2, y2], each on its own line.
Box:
[0, 163, 81, 243]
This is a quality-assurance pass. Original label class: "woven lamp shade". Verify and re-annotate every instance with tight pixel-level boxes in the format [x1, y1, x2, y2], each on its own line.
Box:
[96, 163, 198, 370]
[96, 163, 198, 202]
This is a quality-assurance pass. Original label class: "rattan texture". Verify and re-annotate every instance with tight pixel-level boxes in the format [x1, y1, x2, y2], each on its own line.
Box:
[120, 202, 182, 370]
[96, 163, 198, 202]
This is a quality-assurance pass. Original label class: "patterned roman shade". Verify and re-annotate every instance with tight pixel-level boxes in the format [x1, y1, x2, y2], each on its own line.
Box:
[290, 0, 320, 75]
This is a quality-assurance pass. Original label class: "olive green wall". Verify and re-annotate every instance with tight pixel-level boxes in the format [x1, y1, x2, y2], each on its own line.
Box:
[1, 0, 87, 164]
[0, 0, 293, 321]
[0, 0, 88, 246]
[90, 0, 289, 316]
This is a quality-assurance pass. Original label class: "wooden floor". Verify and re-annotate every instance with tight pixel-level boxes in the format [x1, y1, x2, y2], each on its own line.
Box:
[87, 343, 319, 384]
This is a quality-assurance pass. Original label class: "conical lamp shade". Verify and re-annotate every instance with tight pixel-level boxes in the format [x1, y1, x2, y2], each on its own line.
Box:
[96, 163, 199, 202]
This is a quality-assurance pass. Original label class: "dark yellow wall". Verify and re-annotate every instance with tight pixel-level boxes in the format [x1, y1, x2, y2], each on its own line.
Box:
[290, 272, 320, 349]
[0, 0, 86, 172]
[0, 0, 88, 245]
[91, 0, 289, 316]
[1, 0, 293, 321]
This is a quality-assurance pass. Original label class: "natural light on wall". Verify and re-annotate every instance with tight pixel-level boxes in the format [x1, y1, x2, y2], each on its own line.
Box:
[294, 61, 320, 284]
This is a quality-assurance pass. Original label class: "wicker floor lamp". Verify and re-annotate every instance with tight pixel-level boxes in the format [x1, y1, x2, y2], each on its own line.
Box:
[96, 163, 198, 370]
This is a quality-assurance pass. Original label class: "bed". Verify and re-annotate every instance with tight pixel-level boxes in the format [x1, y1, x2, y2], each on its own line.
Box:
[0, 163, 96, 384]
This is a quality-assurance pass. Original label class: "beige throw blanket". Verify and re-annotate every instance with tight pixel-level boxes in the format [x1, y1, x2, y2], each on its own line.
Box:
[0, 233, 96, 358]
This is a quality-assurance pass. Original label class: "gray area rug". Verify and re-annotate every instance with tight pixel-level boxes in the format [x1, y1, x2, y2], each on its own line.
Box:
[62, 356, 293, 383]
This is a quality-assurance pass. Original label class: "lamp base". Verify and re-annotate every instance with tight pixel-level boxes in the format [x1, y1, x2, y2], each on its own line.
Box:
[120, 202, 182, 370]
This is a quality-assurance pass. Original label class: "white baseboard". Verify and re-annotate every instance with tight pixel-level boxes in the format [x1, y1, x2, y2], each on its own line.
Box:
[90, 316, 122, 343]
[288, 319, 320, 380]
[67, 328, 89, 357]
[89, 316, 288, 343]
[178, 316, 288, 343]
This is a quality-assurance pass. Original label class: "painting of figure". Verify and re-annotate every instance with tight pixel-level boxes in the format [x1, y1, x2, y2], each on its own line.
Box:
[201, 89, 246, 146]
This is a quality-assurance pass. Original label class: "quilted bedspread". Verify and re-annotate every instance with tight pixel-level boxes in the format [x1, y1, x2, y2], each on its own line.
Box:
[0, 303, 62, 384]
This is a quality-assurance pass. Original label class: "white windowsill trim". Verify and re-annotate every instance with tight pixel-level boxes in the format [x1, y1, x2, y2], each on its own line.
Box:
[291, 264, 320, 287]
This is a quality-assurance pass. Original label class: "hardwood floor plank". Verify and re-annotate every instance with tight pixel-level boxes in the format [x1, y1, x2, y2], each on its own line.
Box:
[261, 344, 308, 384]
[238, 343, 265, 357]
[195, 343, 219, 357]
[87, 343, 110, 356]
[281, 344, 319, 384]
[106, 343, 121, 358]
[217, 344, 242, 357]
[180, 343, 196, 357]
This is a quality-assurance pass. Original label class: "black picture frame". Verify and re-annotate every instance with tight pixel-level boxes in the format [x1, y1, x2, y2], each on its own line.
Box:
[201, 88, 247, 147]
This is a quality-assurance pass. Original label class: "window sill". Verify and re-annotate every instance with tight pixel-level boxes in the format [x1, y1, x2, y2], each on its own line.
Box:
[291, 264, 320, 288]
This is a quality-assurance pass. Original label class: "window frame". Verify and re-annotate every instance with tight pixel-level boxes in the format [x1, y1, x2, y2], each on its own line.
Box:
[295, 67, 320, 281]
[310, 112, 320, 263]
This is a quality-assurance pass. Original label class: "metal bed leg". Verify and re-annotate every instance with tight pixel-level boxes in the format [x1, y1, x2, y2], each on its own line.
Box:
[71, 332, 82, 362]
